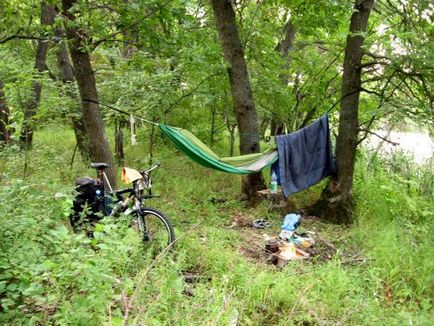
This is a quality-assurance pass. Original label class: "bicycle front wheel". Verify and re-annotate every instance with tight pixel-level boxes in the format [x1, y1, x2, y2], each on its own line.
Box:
[136, 208, 175, 254]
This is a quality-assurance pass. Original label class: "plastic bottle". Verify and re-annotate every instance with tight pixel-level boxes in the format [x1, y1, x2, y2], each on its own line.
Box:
[270, 170, 278, 193]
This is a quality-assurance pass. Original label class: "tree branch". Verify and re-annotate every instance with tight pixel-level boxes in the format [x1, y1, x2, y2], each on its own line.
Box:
[360, 87, 383, 97]
[364, 51, 392, 61]
[361, 60, 390, 68]
[0, 34, 48, 44]
[326, 88, 361, 113]
[357, 114, 377, 145]
[358, 128, 399, 146]
[163, 71, 222, 115]
[92, 0, 175, 49]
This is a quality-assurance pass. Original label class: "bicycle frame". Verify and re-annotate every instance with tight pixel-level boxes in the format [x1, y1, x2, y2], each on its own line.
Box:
[94, 162, 161, 217]
[79, 161, 174, 248]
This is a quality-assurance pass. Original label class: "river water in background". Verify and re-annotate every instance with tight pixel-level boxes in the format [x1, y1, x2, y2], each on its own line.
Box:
[366, 130, 434, 165]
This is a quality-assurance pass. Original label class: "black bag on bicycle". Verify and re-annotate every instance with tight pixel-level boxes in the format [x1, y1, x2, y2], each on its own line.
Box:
[70, 177, 104, 231]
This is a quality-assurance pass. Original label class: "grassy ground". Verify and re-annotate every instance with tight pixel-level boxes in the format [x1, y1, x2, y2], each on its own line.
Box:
[0, 126, 433, 325]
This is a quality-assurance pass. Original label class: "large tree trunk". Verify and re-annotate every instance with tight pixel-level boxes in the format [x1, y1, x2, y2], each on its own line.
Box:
[312, 0, 375, 224]
[62, 0, 116, 188]
[271, 19, 296, 134]
[55, 26, 91, 159]
[121, 0, 138, 60]
[210, 0, 264, 201]
[265, 19, 296, 137]
[226, 122, 236, 157]
[277, 19, 311, 131]
[277, 19, 296, 84]
[0, 80, 10, 145]
[20, 2, 56, 149]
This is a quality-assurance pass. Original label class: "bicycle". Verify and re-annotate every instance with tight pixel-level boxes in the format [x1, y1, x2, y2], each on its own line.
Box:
[70, 162, 175, 253]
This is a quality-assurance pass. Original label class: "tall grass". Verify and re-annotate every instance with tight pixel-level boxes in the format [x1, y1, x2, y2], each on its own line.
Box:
[0, 126, 432, 325]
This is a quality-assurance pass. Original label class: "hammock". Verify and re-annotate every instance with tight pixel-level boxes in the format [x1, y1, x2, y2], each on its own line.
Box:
[159, 124, 277, 175]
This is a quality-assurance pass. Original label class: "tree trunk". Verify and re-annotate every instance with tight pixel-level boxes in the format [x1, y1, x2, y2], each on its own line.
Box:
[210, 0, 264, 201]
[271, 19, 296, 135]
[20, 2, 56, 149]
[0, 80, 10, 145]
[148, 116, 157, 165]
[62, 0, 117, 188]
[115, 120, 125, 165]
[119, 0, 139, 59]
[55, 26, 91, 159]
[312, 0, 375, 224]
[227, 122, 236, 157]
[270, 118, 285, 136]
[210, 106, 216, 147]
[277, 19, 296, 84]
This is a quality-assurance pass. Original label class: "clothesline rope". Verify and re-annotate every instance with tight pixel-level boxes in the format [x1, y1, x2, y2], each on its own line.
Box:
[83, 98, 159, 126]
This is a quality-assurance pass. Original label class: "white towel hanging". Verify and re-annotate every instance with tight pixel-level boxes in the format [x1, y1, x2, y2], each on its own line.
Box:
[130, 114, 137, 146]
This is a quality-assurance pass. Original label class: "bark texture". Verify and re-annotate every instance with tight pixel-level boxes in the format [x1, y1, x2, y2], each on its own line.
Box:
[55, 26, 90, 159]
[272, 19, 296, 134]
[20, 2, 56, 149]
[115, 120, 125, 165]
[277, 19, 296, 79]
[62, 0, 116, 188]
[0, 80, 10, 144]
[210, 0, 264, 200]
[312, 0, 375, 224]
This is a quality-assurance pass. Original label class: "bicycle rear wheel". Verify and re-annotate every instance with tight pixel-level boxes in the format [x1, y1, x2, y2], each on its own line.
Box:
[136, 208, 175, 254]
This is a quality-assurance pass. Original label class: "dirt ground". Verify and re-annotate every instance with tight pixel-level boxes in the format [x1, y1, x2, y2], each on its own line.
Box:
[227, 212, 365, 267]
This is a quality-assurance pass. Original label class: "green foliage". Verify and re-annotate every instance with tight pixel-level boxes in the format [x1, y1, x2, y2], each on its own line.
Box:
[1, 0, 432, 143]
[0, 131, 146, 324]
[0, 0, 433, 324]
[1, 127, 433, 324]
[352, 150, 434, 322]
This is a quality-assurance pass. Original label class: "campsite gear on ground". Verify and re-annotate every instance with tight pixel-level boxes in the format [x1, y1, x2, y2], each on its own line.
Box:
[278, 230, 293, 241]
[279, 213, 301, 240]
[70, 162, 175, 253]
[264, 236, 312, 267]
[159, 124, 278, 174]
[252, 219, 271, 229]
[281, 213, 301, 231]
[275, 242, 310, 267]
[262, 212, 317, 267]
[265, 239, 279, 254]
[288, 233, 315, 248]
[277, 242, 297, 260]
[264, 230, 338, 267]
[276, 114, 336, 198]
[270, 170, 278, 193]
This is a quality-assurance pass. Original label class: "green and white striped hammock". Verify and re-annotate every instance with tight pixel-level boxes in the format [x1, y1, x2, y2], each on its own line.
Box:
[159, 124, 277, 175]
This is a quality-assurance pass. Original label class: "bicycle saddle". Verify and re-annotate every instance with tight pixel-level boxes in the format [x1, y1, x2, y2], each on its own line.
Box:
[90, 162, 109, 170]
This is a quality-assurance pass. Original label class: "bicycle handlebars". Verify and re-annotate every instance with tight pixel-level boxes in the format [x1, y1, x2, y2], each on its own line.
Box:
[142, 161, 161, 174]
